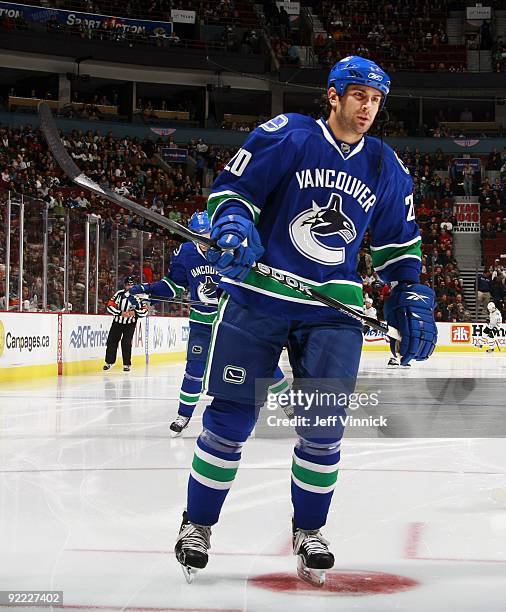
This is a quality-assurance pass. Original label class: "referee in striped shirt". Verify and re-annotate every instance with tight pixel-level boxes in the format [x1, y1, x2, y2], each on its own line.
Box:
[103, 276, 148, 372]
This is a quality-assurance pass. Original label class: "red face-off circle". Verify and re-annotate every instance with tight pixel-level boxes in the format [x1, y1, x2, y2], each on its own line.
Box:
[249, 570, 419, 595]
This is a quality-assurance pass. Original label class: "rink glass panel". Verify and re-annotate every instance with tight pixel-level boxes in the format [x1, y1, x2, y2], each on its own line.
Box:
[117, 227, 142, 290]
[0, 191, 185, 316]
[0, 194, 7, 310]
[6, 193, 20, 311]
[23, 198, 46, 312]
[46, 209, 66, 311]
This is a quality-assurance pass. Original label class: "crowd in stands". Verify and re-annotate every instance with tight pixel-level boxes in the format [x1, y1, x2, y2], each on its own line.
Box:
[359, 145, 473, 322]
[2, 0, 261, 50]
[479, 164, 506, 321]
[310, 0, 464, 72]
[477, 259, 506, 318]
[0, 122, 242, 311]
[26, 0, 244, 26]
[220, 116, 268, 131]
[5, 0, 506, 78]
[492, 37, 506, 72]
[0, 123, 244, 215]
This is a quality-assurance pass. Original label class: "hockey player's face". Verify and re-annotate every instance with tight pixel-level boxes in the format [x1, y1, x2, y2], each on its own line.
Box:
[196, 232, 211, 252]
[331, 85, 382, 140]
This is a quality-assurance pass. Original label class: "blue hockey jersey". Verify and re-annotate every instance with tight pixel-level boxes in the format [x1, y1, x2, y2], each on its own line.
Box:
[146, 242, 220, 325]
[207, 113, 421, 320]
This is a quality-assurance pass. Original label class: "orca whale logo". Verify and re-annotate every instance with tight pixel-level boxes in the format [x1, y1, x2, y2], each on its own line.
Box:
[289, 193, 357, 265]
[197, 275, 218, 304]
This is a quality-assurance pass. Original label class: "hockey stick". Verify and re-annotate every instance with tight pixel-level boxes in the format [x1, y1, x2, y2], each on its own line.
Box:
[139, 294, 212, 307]
[38, 102, 400, 341]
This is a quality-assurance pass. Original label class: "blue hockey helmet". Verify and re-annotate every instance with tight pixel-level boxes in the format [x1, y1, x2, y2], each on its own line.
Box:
[327, 56, 390, 108]
[189, 210, 210, 234]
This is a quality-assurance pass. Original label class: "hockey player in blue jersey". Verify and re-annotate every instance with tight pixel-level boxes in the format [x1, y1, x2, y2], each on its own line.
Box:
[174, 57, 437, 585]
[128, 211, 290, 435]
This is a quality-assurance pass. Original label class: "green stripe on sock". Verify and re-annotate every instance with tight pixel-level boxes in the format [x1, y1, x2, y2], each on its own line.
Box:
[269, 379, 290, 395]
[180, 392, 199, 404]
[192, 455, 238, 483]
[291, 460, 338, 488]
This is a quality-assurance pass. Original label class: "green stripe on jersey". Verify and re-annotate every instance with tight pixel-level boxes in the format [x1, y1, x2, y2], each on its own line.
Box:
[371, 239, 422, 272]
[291, 460, 339, 488]
[162, 276, 185, 296]
[232, 269, 363, 307]
[208, 191, 261, 224]
[190, 309, 217, 325]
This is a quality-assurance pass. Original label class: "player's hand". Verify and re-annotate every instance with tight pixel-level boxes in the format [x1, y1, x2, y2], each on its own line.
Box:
[384, 283, 437, 365]
[127, 284, 147, 297]
[206, 214, 264, 281]
[125, 290, 142, 307]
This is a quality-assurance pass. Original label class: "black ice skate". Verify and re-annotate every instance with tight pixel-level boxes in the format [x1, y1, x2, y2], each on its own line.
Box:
[293, 521, 334, 586]
[175, 511, 211, 583]
[170, 415, 190, 436]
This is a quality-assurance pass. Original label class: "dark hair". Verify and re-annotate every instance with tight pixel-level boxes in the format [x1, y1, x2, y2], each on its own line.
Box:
[320, 92, 331, 119]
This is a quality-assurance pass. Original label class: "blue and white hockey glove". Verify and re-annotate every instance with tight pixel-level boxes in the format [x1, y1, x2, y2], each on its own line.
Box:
[125, 284, 147, 306]
[384, 283, 437, 365]
[206, 214, 264, 281]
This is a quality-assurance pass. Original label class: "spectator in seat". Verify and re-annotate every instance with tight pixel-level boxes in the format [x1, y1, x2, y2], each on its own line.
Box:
[482, 221, 496, 239]
[463, 164, 474, 196]
[436, 293, 451, 322]
[490, 275, 505, 304]
[279, 6, 290, 38]
[459, 107, 474, 122]
[286, 40, 300, 65]
[487, 148, 502, 171]
[477, 271, 491, 316]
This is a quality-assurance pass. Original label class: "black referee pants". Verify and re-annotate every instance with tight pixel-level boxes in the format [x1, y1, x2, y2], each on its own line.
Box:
[105, 321, 137, 366]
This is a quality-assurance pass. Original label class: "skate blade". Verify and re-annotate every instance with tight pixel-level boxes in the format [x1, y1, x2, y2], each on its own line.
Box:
[180, 564, 198, 584]
[296, 558, 325, 587]
[170, 428, 184, 438]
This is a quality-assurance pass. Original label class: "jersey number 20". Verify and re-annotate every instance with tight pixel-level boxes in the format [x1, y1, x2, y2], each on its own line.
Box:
[405, 194, 415, 221]
[225, 148, 252, 177]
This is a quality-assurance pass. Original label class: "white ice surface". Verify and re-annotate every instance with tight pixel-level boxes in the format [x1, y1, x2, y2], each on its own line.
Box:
[0, 352, 505, 611]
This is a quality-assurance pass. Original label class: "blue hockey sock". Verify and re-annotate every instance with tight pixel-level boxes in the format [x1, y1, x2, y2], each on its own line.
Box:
[291, 437, 341, 530]
[187, 428, 243, 526]
[178, 361, 205, 418]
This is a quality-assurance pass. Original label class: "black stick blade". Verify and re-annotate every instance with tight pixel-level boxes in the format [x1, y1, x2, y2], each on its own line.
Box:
[38, 102, 81, 180]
